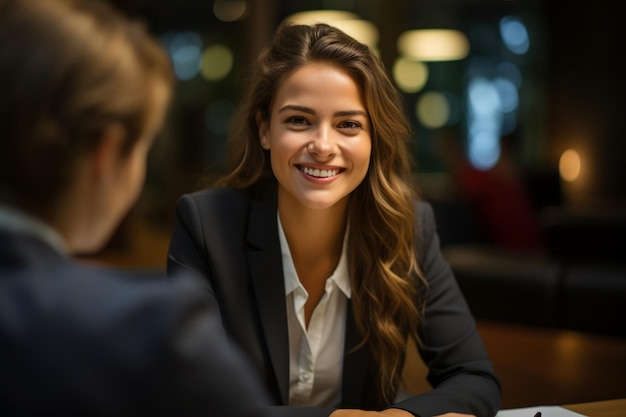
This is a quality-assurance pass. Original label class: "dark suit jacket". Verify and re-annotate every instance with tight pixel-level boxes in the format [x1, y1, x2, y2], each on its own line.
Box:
[167, 186, 501, 417]
[0, 228, 270, 417]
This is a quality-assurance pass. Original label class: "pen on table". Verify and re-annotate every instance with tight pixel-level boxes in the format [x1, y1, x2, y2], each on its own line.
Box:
[533, 412, 541, 417]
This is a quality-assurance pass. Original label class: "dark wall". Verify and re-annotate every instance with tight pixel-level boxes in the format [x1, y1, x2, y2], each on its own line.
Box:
[546, 0, 626, 206]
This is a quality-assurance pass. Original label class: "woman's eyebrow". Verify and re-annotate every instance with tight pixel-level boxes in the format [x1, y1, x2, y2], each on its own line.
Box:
[278, 105, 367, 118]
[334, 110, 368, 118]
[278, 104, 315, 114]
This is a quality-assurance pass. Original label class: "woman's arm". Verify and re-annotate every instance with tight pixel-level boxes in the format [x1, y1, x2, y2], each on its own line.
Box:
[390, 202, 501, 417]
[167, 193, 213, 281]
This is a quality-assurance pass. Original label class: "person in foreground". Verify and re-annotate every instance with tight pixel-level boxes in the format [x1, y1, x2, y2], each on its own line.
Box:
[0, 0, 270, 416]
[167, 23, 501, 417]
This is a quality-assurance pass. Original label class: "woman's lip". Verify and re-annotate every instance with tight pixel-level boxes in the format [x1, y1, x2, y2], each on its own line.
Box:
[295, 164, 345, 180]
[296, 163, 344, 171]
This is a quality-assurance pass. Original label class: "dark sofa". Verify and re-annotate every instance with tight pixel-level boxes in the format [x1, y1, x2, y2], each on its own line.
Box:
[431, 199, 626, 338]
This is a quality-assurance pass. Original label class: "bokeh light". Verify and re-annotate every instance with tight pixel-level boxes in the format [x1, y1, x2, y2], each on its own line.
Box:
[559, 149, 582, 182]
[496, 61, 523, 88]
[469, 130, 501, 170]
[398, 29, 469, 61]
[416, 92, 450, 129]
[162, 31, 203, 81]
[213, 0, 247, 22]
[284, 10, 378, 48]
[493, 77, 519, 113]
[467, 77, 502, 170]
[393, 57, 428, 93]
[468, 77, 500, 116]
[499, 16, 530, 55]
[201, 44, 234, 81]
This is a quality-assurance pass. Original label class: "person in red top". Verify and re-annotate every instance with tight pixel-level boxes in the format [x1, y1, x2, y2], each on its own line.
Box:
[437, 129, 544, 254]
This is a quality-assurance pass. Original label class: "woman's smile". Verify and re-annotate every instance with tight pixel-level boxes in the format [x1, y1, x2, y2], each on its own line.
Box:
[296, 164, 345, 180]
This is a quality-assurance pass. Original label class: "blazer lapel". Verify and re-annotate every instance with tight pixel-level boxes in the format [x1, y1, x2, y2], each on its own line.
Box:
[246, 192, 290, 405]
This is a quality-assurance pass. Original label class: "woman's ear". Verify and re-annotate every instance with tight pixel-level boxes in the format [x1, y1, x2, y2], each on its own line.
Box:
[256, 111, 270, 150]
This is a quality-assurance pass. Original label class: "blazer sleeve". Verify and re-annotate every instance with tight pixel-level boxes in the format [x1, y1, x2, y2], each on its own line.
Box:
[167, 193, 214, 283]
[165, 193, 276, 416]
[153, 275, 272, 417]
[391, 202, 501, 417]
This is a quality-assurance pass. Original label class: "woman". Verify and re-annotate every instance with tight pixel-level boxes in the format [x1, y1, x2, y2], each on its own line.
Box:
[168, 23, 501, 417]
[0, 0, 269, 415]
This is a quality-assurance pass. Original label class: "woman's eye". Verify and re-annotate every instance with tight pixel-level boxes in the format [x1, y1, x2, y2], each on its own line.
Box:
[285, 116, 309, 125]
[339, 120, 362, 130]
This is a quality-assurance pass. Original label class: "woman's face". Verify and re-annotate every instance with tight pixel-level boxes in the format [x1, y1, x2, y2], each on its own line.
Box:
[259, 62, 372, 212]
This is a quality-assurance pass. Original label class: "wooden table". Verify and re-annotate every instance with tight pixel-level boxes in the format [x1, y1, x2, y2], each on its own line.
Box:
[564, 398, 626, 417]
[477, 322, 626, 408]
[401, 322, 626, 409]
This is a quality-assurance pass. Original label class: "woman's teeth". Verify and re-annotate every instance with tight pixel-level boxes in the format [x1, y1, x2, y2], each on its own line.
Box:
[302, 166, 338, 178]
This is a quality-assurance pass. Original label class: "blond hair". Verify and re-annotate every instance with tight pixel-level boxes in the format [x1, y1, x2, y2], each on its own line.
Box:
[0, 0, 173, 211]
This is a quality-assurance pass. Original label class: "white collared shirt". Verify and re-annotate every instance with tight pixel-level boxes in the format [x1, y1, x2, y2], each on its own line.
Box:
[278, 214, 351, 408]
[0, 205, 68, 256]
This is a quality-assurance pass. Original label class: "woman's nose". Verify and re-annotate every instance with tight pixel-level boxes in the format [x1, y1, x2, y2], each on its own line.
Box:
[307, 125, 337, 158]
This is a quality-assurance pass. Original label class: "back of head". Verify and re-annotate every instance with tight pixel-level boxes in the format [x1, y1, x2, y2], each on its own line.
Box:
[0, 0, 173, 214]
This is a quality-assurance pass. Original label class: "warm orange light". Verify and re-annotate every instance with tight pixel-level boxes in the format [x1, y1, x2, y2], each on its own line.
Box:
[559, 149, 581, 182]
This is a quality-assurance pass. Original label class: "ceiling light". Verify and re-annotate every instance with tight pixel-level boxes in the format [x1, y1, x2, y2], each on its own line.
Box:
[284, 10, 379, 48]
[398, 29, 469, 61]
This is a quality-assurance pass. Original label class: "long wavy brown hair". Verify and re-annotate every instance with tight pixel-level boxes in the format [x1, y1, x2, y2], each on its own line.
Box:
[219, 22, 427, 402]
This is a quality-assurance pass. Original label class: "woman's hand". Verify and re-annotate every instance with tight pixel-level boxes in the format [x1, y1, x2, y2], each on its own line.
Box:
[330, 408, 414, 416]
[433, 414, 476, 417]
[330, 409, 475, 417]
[381, 410, 475, 417]
[381, 409, 415, 416]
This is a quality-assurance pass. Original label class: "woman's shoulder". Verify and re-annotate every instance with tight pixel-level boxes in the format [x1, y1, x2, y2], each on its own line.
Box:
[182, 186, 247, 202]
[412, 199, 436, 229]
[173, 187, 250, 223]
[173, 186, 278, 238]
[175, 187, 252, 213]
[411, 199, 439, 265]
[180, 184, 276, 206]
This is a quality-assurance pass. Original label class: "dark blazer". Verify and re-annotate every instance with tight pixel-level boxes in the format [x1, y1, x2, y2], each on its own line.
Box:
[0, 228, 270, 417]
[167, 186, 501, 417]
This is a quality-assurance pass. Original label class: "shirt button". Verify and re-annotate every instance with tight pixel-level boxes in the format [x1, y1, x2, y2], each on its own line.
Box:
[301, 373, 310, 382]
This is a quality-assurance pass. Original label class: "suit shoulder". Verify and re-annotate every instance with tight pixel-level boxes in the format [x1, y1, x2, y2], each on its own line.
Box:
[412, 199, 436, 230]
[180, 187, 249, 206]
[1, 263, 207, 348]
[177, 187, 252, 216]
[412, 200, 439, 266]
[175, 188, 255, 237]
[63, 264, 204, 313]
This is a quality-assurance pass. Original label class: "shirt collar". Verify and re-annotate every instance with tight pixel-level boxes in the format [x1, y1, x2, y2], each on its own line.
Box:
[278, 213, 351, 299]
[0, 205, 68, 256]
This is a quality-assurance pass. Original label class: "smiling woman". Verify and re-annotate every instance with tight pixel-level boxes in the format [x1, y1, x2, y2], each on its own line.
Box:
[167, 22, 501, 417]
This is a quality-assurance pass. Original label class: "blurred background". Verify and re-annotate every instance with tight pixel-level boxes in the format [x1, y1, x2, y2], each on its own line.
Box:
[84, 0, 626, 409]
[93, 0, 626, 254]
